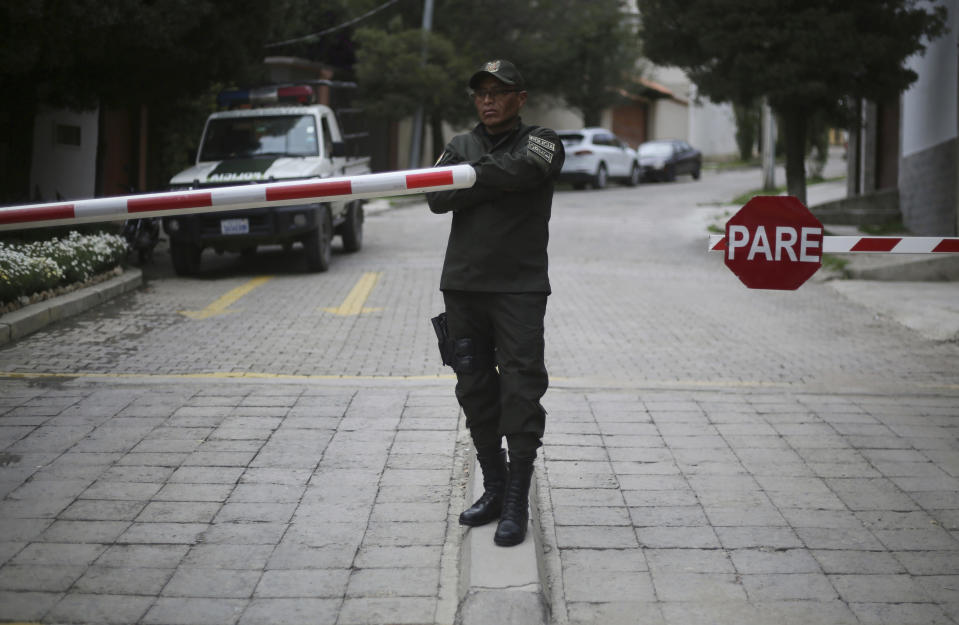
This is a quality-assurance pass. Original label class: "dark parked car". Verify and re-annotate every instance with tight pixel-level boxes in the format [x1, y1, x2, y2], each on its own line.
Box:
[638, 139, 702, 182]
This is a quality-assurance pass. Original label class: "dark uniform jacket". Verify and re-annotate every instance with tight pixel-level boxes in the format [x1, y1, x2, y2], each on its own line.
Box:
[426, 120, 565, 294]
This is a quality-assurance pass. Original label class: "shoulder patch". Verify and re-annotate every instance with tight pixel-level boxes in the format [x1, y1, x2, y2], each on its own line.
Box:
[528, 135, 556, 152]
[527, 139, 554, 164]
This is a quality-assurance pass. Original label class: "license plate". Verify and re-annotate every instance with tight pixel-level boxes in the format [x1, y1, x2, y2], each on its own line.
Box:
[220, 218, 249, 235]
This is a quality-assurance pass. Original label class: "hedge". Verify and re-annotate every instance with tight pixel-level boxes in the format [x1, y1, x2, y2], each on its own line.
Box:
[0, 231, 128, 305]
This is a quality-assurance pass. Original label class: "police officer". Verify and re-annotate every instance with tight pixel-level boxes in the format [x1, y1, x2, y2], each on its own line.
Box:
[426, 60, 564, 547]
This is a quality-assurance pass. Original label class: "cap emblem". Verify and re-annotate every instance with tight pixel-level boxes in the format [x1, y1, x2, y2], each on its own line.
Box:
[484, 61, 501, 73]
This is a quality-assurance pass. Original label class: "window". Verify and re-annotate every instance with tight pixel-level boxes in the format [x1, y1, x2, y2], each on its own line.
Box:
[199, 115, 318, 161]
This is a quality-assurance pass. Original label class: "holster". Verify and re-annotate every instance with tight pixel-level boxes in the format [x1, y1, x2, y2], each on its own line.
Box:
[430, 313, 490, 375]
[431, 313, 455, 368]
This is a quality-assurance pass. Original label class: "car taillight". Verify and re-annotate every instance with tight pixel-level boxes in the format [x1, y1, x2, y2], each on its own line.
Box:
[574, 149, 593, 156]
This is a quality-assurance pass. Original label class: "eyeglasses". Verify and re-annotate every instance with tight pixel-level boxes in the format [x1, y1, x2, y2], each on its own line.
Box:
[469, 88, 521, 101]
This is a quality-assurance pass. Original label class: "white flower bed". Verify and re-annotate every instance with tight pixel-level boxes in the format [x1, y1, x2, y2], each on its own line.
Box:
[1, 231, 127, 309]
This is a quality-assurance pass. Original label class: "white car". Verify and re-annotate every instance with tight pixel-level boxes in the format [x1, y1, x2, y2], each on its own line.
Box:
[557, 128, 641, 189]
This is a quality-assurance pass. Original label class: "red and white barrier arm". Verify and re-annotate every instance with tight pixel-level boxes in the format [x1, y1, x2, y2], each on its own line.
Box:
[0, 165, 476, 232]
[709, 234, 959, 253]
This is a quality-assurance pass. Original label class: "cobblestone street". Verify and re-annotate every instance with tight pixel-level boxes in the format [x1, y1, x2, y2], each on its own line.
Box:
[1, 159, 957, 624]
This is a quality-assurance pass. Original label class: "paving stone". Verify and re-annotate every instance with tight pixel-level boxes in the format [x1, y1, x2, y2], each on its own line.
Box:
[829, 573, 931, 603]
[118, 522, 207, 545]
[567, 601, 666, 625]
[183, 544, 274, 570]
[715, 526, 803, 550]
[850, 601, 955, 625]
[80, 480, 163, 501]
[266, 543, 356, 570]
[200, 522, 287, 545]
[213, 502, 296, 523]
[238, 598, 339, 625]
[645, 548, 734, 574]
[39, 520, 131, 543]
[795, 526, 885, 550]
[811, 549, 905, 574]
[255, 569, 350, 600]
[0, 564, 85, 591]
[352, 545, 441, 569]
[0, 590, 62, 621]
[153, 483, 235, 502]
[741, 572, 838, 601]
[11, 542, 106, 566]
[95, 544, 189, 568]
[630, 505, 709, 527]
[346, 567, 438, 598]
[142, 597, 247, 625]
[729, 548, 822, 574]
[554, 505, 632, 526]
[564, 568, 655, 602]
[73, 565, 173, 595]
[557, 525, 640, 549]
[652, 572, 748, 602]
[163, 567, 261, 598]
[336, 597, 437, 625]
[638, 526, 720, 549]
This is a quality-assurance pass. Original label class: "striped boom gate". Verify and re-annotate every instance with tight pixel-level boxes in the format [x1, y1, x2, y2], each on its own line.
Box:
[710, 234, 959, 254]
[0, 165, 476, 232]
[709, 195, 959, 290]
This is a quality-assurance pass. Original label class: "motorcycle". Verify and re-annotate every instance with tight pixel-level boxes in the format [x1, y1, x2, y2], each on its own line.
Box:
[122, 217, 161, 264]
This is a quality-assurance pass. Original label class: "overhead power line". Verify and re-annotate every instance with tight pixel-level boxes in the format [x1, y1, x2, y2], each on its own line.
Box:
[265, 0, 403, 48]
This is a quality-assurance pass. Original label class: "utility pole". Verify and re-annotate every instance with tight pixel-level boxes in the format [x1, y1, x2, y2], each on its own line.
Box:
[408, 0, 435, 169]
[761, 98, 776, 191]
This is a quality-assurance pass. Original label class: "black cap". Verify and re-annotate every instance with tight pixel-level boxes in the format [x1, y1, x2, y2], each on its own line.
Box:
[468, 60, 525, 90]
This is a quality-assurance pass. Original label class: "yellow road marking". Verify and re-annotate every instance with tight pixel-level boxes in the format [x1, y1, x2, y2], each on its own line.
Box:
[323, 272, 382, 315]
[180, 276, 273, 319]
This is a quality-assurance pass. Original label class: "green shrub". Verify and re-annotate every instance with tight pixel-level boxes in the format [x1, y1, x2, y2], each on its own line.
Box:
[0, 231, 127, 305]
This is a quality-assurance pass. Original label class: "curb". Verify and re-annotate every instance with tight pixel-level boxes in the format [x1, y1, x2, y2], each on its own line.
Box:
[457, 455, 548, 625]
[0, 268, 142, 347]
[843, 254, 959, 281]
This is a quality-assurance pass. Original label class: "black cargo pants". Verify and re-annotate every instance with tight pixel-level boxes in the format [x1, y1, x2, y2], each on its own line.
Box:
[442, 290, 548, 459]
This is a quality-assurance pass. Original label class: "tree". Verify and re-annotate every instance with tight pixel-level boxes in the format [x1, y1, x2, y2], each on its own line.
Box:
[543, 0, 644, 127]
[637, 0, 947, 203]
[0, 0, 336, 200]
[353, 0, 645, 161]
[354, 25, 473, 158]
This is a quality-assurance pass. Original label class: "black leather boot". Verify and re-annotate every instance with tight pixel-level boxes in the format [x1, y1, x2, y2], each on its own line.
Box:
[494, 457, 534, 546]
[459, 448, 508, 527]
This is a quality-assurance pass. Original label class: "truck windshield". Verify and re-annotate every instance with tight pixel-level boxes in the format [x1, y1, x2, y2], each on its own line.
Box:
[199, 115, 319, 161]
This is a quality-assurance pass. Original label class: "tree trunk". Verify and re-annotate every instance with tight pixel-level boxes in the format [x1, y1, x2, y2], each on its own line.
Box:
[781, 106, 807, 205]
[582, 107, 602, 128]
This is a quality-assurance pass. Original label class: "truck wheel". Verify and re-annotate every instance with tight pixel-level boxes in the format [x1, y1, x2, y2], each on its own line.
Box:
[340, 201, 364, 253]
[304, 206, 333, 272]
[170, 241, 201, 276]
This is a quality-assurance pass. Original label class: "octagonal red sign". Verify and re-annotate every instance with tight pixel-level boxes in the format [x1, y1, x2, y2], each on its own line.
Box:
[724, 196, 823, 290]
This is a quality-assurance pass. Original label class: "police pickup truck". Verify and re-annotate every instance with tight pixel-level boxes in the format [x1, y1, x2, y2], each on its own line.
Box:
[164, 82, 370, 275]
